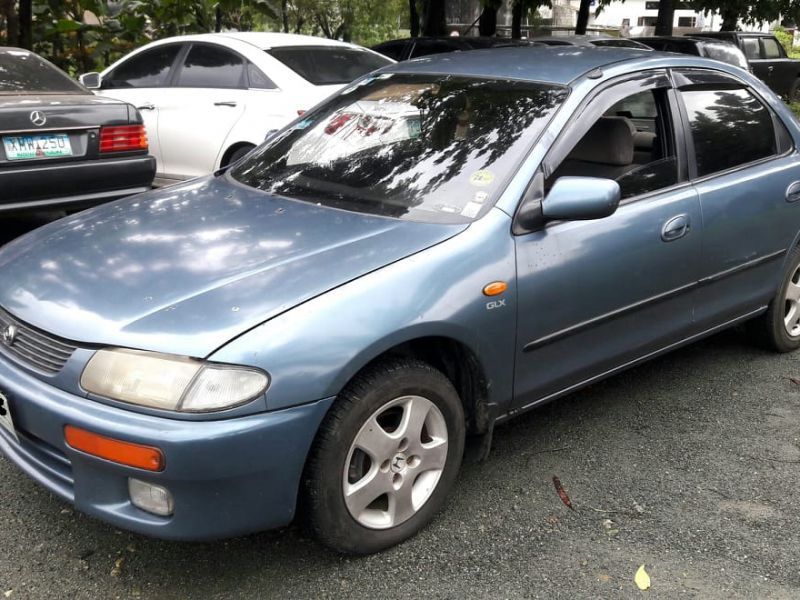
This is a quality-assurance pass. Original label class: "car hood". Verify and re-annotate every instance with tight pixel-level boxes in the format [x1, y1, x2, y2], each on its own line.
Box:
[0, 176, 466, 357]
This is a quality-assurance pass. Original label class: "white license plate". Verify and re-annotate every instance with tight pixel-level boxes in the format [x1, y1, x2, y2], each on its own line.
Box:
[0, 391, 18, 443]
[3, 133, 72, 160]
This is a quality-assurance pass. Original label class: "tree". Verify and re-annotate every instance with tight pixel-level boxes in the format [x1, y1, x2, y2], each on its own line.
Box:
[478, 0, 501, 36]
[654, 0, 673, 35]
[689, 0, 799, 31]
[511, 0, 550, 39]
[409, 0, 419, 37]
[0, 0, 19, 46]
[575, 0, 590, 35]
[422, 0, 446, 36]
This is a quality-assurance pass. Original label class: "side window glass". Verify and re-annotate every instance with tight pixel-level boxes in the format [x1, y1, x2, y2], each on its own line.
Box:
[681, 88, 776, 177]
[103, 45, 180, 89]
[247, 63, 276, 89]
[741, 38, 760, 60]
[762, 38, 782, 59]
[547, 89, 679, 200]
[175, 44, 246, 89]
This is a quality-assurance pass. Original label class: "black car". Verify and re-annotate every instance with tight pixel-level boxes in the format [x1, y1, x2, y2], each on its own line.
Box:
[687, 32, 800, 100]
[371, 36, 536, 61]
[532, 34, 652, 50]
[0, 47, 155, 213]
[634, 36, 749, 70]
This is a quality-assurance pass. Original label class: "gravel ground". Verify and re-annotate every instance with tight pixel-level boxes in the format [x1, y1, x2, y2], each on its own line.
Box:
[0, 216, 799, 599]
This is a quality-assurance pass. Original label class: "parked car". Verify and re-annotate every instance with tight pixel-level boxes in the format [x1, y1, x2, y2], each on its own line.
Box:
[3, 46, 800, 555]
[634, 36, 749, 70]
[688, 31, 800, 100]
[533, 34, 652, 50]
[371, 36, 537, 61]
[0, 47, 155, 213]
[80, 33, 392, 186]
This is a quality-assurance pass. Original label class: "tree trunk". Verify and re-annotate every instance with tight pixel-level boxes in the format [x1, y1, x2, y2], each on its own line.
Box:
[282, 0, 289, 33]
[720, 8, 738, 31]
[1, 0, 19, 46]
[575, 0, 590, 35]
[654, 0, 673, 36]
[18, 0, 31, 49]
[511, 1, 522, 39]
[422, 0, 446, 37]
[215, 5, 222, 32]
[478, 7, 496, 36]
[409, 0, 420, 37]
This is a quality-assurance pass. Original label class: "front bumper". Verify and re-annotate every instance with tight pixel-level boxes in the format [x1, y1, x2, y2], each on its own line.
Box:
[0, 356, 333, 540]
[0, 155, 156, 213]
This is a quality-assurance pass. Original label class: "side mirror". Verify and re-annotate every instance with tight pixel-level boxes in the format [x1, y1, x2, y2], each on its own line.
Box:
[79, 72, 102, 89]
[542, 176, 621, 221]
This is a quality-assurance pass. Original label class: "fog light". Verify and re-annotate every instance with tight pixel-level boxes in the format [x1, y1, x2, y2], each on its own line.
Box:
[128, 478, 174, 517]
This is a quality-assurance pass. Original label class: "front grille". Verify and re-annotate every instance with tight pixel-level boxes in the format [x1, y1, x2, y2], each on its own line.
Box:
[0, 307, 77, 374]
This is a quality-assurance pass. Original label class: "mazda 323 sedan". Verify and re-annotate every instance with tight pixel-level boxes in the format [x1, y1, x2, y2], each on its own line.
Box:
[1, 47, 800, 554]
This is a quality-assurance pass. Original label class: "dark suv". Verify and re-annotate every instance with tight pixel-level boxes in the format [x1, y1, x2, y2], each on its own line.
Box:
[634, 36, 749, 70]
[372, 36, 536, 61]
[688, 32, 800, 100]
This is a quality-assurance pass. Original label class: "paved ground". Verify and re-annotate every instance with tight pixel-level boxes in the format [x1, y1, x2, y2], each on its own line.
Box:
[0, 216, 799, 599]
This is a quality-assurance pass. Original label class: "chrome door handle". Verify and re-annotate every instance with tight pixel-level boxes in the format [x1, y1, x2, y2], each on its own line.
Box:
[662, 214, 690, 242]
[786, 181, 800, 203]
[137, 103, 155, 111]
[768, 65, 775, 72]
[214, 101, 237, 107]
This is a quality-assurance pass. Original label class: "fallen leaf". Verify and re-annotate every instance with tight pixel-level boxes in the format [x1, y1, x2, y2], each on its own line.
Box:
[110, 557, 125, 578]
[4, 590, 13, 598]
[789, 377, 800, 385]
[552, 476, 574, 511]
[598, 574, 611, 583]
[635, 564, 651, 590]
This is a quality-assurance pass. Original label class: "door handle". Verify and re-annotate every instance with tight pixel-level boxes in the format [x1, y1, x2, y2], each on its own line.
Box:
[661, 214, 690, 242]
[786, 181, 800, 203]
[136, 103, 155, 111]
[214, 101, 237, 107]
[768, 65, 775, 73]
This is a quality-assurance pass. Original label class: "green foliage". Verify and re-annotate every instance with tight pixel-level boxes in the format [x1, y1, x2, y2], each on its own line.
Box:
[1, 0, 406, 74]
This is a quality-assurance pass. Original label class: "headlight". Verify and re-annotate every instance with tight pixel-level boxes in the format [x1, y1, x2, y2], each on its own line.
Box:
[80, 348, 269, 413]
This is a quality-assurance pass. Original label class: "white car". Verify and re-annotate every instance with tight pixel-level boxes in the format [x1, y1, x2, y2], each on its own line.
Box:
[79, 33, 393, 186]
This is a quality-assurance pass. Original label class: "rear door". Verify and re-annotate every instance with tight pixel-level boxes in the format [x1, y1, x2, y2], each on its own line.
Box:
[673, 69, 800, 328]
[760, 36, 796, 97]
[98, 43, 183, 171]
[157, 43, 247, 180]
[512, 72, 702, 409]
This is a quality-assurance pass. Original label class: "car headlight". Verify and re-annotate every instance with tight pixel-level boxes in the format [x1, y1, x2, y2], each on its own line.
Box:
[80, 348, 269, 413]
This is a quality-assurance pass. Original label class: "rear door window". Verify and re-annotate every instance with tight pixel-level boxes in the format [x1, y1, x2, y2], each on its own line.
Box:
[761, 37, 783, 59]
[104, 44, 181, 89]
[268, 46, 391, 85]
[175, 44, 246, 89]
[680, 88, 777, 177]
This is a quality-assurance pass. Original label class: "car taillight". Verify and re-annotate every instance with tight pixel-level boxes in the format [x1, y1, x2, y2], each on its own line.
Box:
[99, 124, 148, 153]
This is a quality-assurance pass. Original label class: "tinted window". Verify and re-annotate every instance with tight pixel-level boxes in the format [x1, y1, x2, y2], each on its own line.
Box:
[741, 38, 760, 60]
[762, 37, 783, 59]
[681, 88, 776, 177]
[176, 44, 246, 88]
[702, 44, 748, 69]
[550, 89, 679, 200]
[372, 41, 408, 61]
[232, 75, 567, 223]
[104, 45, 180, 89]
[410, 40, 462, 58]
[0, 49, 86, 94]
[591, 39, 648, 49]
[268, 47, 391, 85]
[247, 63, 276, 89]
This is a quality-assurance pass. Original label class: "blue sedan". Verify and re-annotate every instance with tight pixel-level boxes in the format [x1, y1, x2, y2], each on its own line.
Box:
[1, 46, 799, 554]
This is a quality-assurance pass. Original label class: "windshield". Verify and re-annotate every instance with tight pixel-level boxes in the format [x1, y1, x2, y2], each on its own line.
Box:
[703, 44, 749, 69]
[0, 49, 87, 94]
[232, 74, 567, 223]
[267, 46, 392, 85]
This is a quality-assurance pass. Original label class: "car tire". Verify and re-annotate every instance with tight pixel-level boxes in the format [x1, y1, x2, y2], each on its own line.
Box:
[790, 79, 800, 104]
[303, 358, 465, 554]
[749, 245, 800, 352]
[223, 144, 255, 167]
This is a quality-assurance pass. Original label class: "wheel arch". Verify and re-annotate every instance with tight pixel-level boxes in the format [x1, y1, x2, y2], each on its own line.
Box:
[219, 141, 256, 169]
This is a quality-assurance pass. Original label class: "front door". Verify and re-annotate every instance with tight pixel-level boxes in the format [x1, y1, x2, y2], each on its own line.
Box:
[513, 73, 702, 409]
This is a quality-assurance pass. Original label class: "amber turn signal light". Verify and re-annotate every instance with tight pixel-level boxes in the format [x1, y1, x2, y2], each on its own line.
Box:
[64, 425, 165, 472]
[482, 281, 508, 296]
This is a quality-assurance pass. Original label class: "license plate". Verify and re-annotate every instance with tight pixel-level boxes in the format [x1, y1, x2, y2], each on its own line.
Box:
[2, 133, 72, 160]
[0, 391, 18, 443]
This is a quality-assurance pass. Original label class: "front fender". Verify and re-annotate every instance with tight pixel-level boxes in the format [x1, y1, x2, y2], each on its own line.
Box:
[209, 208, 518, 414]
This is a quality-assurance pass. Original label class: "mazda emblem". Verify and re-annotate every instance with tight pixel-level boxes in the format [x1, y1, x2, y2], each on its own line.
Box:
[29, 110, 46, 127]
[2, 325, 17, 347]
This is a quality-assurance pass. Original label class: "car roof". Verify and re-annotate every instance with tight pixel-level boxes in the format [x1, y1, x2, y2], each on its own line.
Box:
[171, 32, 360, 50]
[689, 31, 771, 38]
[386, 45, 655, 85]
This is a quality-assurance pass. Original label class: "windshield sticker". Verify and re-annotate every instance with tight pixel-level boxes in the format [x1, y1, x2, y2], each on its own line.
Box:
[435, 204, 460, 214]
[473, 191, 489, 204]
[293, 119, 314, 130]
[469, 170, 495, 187]
[461, 201, 483, 219]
